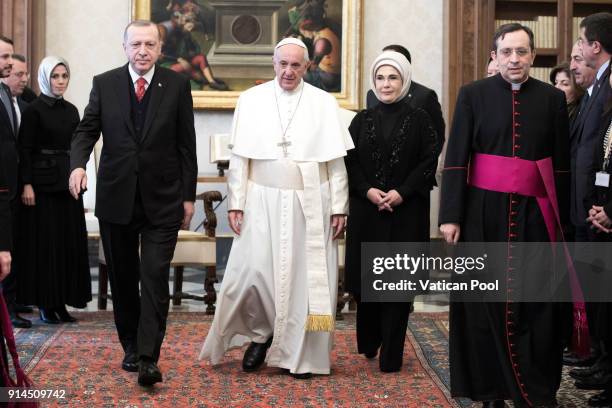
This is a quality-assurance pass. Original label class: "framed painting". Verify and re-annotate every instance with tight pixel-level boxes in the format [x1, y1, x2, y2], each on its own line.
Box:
[131, 0, 362, 109]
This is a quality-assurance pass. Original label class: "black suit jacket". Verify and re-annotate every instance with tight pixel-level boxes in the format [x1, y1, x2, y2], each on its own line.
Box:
[0, 153, 10, 251]
[16, 96, 28, 114]
[71, 64, 198, 225]
[569, 67, 611, 226]
[366, 81, 445, 156]
[0, 83, 18, 202]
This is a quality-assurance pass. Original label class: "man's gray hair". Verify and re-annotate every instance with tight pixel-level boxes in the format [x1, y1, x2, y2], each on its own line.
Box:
[123, 20, 161, 42]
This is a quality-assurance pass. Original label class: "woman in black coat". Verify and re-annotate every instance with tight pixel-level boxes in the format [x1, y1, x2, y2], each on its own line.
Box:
[344, 51, 440, 372]
[18, 56, 91, 324]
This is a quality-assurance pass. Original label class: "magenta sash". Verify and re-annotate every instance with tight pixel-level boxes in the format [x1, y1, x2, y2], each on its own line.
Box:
[469, 153, 590, 355]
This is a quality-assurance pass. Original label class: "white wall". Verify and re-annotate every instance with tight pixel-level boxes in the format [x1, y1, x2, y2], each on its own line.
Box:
[45, 0, 445, 235]
[363, 0, 444, 104]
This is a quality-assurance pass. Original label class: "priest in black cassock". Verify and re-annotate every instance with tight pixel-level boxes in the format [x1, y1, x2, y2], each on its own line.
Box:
[439, 24, 571, 407]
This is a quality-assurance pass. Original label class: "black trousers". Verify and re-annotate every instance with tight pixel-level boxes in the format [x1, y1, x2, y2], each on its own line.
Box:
[356, 298, 412, 371]
[99, 191, 180, 361]
[3, 197, 20, 309]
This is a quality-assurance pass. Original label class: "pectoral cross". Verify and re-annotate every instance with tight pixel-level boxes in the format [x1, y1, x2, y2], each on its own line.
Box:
[277, 139, 292, 157]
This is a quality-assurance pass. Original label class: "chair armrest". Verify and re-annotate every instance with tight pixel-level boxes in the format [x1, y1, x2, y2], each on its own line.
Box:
[196, 190, 223, 237]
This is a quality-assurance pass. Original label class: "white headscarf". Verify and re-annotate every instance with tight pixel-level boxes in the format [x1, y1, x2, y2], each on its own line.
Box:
[370, 51, 412, 104]
[38, 56, 70, 99]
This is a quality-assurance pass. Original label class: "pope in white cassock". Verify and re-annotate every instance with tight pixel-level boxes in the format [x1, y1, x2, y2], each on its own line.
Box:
[199, 38, 353, 378]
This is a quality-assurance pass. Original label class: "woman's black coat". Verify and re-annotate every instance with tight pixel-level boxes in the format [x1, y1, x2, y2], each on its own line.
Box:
[344, 102, 440, 295]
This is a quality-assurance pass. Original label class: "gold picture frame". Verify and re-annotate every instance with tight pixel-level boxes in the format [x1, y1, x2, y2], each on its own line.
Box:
[132, 0, 362, 110]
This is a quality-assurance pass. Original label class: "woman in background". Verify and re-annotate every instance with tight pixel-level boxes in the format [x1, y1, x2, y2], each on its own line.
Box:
[344, 51, 440, 372]
[18, 56, 91, 324]
[550, 62, 584, 126]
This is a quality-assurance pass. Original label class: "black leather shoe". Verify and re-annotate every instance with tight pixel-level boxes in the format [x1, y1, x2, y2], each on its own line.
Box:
[290, 372, 312, 379]
[482, 401, 505, 408]
[10, 313, 32, 328]
[575, 370, 612, 390]
[39, 309, 60, 324]
[55, 306, 77, 323]
[122, 351, 139, 372]
[571, 365, 605, 381]
[281, 368, 312, 379]
[242, 338, 272, 372]
[138, 359, 162, 386]
[14, 304, 33, 314]
[564, 350, 597, 367]
[588, 390, 612, 407]
[364, 351, 377, 359]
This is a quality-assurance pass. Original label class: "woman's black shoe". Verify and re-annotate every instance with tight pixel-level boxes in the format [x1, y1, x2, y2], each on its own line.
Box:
[482, 401, 505, 408]
[39, 308, 60, 324]
[55, 306, 77, 323]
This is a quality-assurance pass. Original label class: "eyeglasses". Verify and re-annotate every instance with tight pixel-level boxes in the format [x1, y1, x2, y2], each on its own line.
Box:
[498, 48, 531, 58]
[12, 71, 28, 78]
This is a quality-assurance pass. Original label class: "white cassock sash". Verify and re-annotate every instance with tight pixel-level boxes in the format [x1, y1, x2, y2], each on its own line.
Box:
[297, 162, 334, 331]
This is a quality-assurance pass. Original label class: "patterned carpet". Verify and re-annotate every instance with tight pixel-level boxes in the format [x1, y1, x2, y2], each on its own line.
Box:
[12, 312, 595, 407]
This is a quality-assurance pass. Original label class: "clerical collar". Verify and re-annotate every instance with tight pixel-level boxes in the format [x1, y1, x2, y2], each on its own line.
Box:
[128, 64, 155, 85]
[274, 77, 304, 96]
[494, 73, 530, 90]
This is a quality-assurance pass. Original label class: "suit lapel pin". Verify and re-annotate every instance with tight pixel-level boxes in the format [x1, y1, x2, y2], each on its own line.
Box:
[158, 83, 162, 87]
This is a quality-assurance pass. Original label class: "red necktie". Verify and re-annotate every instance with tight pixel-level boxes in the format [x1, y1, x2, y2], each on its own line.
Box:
[136, 77, 147, 102]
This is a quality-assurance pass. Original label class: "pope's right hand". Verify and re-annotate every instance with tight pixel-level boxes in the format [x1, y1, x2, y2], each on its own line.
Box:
[440, 223, 460, 245]
[69, 168, 87, 200]
[228, 210, 244, 235]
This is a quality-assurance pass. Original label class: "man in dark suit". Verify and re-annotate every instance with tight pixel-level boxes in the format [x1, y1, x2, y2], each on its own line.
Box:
[0, 37, 31, 329]
[69, 20, 197, 387]
[0, 165, 11, 283]
[2, 54, 30, 117]
[366, 44, 445, 154]
[0, 157, 13, 387]
[571, 12, 612, 405]
[1, 53, 33, 322]
[570, 15, 612, 244]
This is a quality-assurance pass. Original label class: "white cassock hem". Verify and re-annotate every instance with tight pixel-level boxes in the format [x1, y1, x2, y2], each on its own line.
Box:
[200, 179, 338, 375]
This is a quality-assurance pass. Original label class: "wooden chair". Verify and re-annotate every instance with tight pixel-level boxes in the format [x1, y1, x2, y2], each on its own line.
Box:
[96, 191, 222, 314]
[171, 190, 222, 314]
[92, 137, 223, 314]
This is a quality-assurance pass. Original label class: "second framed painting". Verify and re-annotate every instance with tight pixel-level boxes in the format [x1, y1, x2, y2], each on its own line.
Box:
[132, 0, 362, 109]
